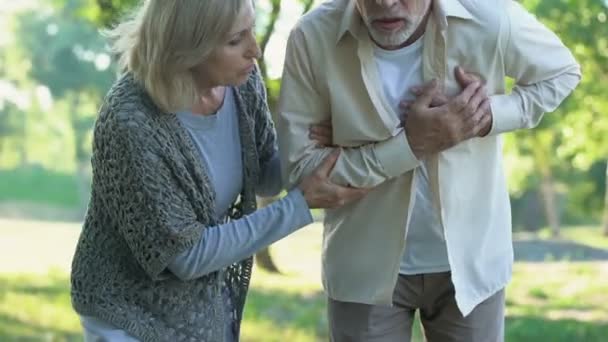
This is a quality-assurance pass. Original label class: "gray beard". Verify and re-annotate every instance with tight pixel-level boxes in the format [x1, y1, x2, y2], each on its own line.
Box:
[366, 16, 418, 47]
[368, 24, 416, 48]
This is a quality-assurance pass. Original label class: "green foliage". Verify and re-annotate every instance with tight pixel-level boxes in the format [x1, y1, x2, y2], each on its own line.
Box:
[48, 0, 138, 27]
[91, 0, 140, 26]
[525, 0, 608, 167]
[504, 0, 608, 228]
[6, 0, 116, 191]
[518, 0, 608, 169]
[16, 5, 114, 99]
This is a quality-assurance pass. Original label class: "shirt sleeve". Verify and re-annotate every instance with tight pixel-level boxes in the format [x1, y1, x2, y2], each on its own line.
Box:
[488, 1, 581, 135]
[256, 147, 283, 197]
[167, 189, 312, 280]
[277, 26, 420, 190]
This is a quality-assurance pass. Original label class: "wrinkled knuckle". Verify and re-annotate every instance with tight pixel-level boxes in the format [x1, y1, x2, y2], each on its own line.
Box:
[448, 102, 458, 113]
[465, 104, 475, 114]
[471, 110, 481, 121]
[456, 98, 467, 108]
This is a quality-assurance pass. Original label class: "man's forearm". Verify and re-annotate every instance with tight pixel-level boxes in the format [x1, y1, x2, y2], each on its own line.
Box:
[280, 129, 419, 189]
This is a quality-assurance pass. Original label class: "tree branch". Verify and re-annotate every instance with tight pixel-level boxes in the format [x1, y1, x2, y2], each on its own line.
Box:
[258, 0, 281, 81]
[301, 0, 314, 14]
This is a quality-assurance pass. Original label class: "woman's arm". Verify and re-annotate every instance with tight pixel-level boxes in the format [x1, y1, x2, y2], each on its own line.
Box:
[168, 189, 312, 280]
[255, 147, 283, 197]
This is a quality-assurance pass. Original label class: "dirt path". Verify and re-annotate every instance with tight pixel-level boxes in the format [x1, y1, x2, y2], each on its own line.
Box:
[2, 217, 608, 276]
[0, 218, 323, 275]
[0, 218, 81, 274]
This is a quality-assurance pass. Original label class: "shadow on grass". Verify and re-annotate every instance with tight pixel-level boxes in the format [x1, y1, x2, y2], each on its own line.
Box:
[0, 273, 68, 298]
[0, 273, 81, 341]
[1, 272, 606, 341]
[514, 239, 608, 262]
[246, 287, 608, 342]
[506, 315, 608, 342]
[244, 287, 329, 339]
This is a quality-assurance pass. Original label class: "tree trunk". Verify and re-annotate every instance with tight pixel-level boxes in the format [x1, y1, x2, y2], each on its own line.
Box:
[17, 112, 28, 168]
[257, 0, 281, 82]
[539, 171, 561, 238]
[531, 133, 561, 237]
[255, 247, 280, 273]
[254, 196, 281, 273]
[603, 162, 608, 236]
[521, 190, 543, 232]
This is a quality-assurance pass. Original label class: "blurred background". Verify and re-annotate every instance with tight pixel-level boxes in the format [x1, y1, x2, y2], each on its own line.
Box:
[0, 0, 607, 341]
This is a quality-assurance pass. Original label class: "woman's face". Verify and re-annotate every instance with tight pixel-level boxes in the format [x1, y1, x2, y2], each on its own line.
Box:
[194, 1, 260, 88]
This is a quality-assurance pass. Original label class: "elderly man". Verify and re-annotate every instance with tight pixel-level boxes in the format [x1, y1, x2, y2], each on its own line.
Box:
[278, 0, 581, 341]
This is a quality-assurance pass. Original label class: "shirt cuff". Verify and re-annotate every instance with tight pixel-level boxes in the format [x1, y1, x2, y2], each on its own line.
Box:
[287, 188, 314, 227]
[488, 94, 524, 135]
[375, 130, 420, 178]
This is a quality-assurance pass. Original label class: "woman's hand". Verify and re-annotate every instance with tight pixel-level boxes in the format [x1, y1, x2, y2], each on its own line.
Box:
[298, 150, 370, 209]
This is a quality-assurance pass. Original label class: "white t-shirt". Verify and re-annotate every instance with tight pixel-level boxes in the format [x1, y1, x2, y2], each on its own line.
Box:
[373, 37, 450, 275]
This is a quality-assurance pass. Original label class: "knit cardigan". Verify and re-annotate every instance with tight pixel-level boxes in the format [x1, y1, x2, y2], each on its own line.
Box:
[70, 68, 276, 341]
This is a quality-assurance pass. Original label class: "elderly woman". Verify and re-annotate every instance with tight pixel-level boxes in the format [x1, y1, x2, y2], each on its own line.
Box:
[70, 1, 368, 341]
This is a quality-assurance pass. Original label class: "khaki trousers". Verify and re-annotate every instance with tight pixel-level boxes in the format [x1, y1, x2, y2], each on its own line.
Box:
[328, 272, 505, 342]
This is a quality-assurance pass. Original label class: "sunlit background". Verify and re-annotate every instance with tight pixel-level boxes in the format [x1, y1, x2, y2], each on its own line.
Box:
[0, 0, 607, 341]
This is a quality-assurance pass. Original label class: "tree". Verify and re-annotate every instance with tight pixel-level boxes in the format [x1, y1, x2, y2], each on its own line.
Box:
[530, 0, 608, 235]
[16, 0, 115, 210]
[254, 0, 315, 273]
[0, 13, 38, 168]
[510, 0, 608, 236]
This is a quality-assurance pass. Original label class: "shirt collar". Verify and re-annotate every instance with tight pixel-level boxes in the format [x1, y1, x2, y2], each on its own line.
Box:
[336, 0, 473, 44]
[433, 0, 474, 30]
[336, 0, 361, 44]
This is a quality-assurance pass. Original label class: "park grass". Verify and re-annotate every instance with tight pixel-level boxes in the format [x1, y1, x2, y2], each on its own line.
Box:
[0, 168, 80, 208]
[0, 222, 607, 341]
[1, 263, 606, 341]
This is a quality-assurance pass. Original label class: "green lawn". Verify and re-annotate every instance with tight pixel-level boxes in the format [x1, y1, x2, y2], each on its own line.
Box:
[1, 263, 606, 342]
[0, 223, 607, 341]
[0, 168, 80, 208]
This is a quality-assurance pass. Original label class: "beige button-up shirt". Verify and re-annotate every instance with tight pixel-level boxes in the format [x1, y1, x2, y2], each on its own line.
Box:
[277, 0, 580, 315]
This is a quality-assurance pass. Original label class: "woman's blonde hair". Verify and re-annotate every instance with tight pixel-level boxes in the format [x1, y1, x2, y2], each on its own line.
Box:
[105, 0, 248, 113]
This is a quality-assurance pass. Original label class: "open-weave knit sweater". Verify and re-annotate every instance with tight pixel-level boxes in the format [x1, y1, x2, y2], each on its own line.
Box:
[70, 68, 276, 341]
